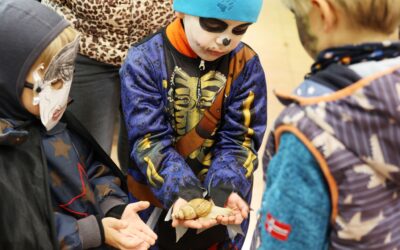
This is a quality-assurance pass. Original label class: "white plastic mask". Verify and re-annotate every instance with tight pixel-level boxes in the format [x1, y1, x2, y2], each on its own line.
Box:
[182, 16, 251, 61]
[32, 36, 79, 131]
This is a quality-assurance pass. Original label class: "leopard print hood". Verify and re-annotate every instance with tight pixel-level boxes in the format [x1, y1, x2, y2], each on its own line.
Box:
[43, 0, 174, 66]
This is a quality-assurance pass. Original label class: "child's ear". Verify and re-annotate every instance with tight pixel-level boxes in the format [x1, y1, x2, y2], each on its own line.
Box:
[311, 0, 337, 32]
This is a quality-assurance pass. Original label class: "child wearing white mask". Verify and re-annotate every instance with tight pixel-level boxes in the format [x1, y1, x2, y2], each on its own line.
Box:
[120, 0, 267, 249]
[0, 0, 156, 249]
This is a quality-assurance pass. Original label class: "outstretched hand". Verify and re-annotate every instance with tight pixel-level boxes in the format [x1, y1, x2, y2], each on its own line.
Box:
[103, 217, 148, 250]
[103, 201, 157, 250]
[216, 192, 249, 225]
[120, 201, 157, 247]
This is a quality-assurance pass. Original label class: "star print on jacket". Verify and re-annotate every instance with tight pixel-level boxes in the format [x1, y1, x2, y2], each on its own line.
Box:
[51, 137, 71, 158]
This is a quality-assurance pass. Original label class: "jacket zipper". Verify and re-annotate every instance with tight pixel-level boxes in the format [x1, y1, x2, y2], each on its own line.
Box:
[197, 59, 206, 107]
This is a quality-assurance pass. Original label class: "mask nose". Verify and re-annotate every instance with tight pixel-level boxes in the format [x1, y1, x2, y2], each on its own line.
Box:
[217, 36, 231, 47]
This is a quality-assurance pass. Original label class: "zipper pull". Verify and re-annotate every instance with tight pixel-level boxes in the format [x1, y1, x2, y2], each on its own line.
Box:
[199, 59, 205, 71]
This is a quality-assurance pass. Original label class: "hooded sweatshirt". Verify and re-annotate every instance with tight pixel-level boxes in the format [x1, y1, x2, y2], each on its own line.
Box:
[0, 1, 128, 249]
[0, 1, 69, 249]
[0, 0, 70, 121]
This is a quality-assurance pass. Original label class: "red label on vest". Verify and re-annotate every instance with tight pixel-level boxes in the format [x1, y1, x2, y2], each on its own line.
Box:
[265, 213, 292, 241]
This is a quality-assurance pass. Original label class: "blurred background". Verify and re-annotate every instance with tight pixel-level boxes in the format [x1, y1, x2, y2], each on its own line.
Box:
[112, 0, 314, 248]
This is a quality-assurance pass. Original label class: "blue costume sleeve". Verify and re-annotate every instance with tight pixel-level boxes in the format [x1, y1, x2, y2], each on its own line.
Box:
[54, 212, 105, 250]
[70, 130, 129, 213]
[120, 46, 203, 208]
[54, 131, 129, 249]
[204, 55, 267, 205]
[54, 212, 82, 250]
[258, 133, 330, 250]
[85, 156, 129, 213]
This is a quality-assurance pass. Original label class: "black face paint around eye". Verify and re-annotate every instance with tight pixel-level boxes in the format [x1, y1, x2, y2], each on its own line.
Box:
[199, 17, 228, 33]
[232, 23, 251, 35]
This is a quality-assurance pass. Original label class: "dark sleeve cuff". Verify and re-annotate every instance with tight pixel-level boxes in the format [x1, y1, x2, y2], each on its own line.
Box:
[95, 215, 105, 244]
[106, 204, 127, 219]
[177, 184, 204, 202]
[209, 182, 235, 207]
[77, 215, 103, 249]
[100, 197, 127, 215]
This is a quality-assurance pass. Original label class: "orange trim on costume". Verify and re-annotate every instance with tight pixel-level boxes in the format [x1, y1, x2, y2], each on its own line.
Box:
[274, 125, 339, 223]
[275, 64, 400, 106]
[225, 46, 256, 97]
[166, 18, 197, 58]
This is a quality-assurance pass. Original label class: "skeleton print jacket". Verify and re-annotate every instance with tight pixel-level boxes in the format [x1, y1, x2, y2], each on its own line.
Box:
[121, 19, 267, 248]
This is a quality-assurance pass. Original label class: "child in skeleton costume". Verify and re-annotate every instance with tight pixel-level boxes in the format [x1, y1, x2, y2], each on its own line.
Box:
[255, 0, 400, 249]
[120, 0, 266, 249]
[0, 1, 157, 249]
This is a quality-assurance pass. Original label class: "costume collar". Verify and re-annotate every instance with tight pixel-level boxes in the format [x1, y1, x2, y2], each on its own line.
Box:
[166, 18, 197, 58]
[309, 41, 400, 76]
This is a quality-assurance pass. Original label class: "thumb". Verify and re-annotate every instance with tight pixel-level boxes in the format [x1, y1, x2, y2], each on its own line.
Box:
[171, 218, 179, 228]
[128, 201, 150, 212]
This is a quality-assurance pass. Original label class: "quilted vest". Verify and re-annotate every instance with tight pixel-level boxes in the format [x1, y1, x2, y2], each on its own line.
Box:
[265, 66, 400, 249]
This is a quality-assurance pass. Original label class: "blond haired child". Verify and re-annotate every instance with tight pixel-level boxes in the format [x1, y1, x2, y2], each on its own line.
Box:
[256, 0, 400, 249]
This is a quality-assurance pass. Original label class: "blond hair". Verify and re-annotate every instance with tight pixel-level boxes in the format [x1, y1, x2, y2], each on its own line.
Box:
[31, 26, 79, 71]
[282, 0, 400, 34]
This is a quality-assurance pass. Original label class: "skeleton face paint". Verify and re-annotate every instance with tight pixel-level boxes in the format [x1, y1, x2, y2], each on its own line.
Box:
[30, 36, 79, 130]
[182, 16, 251, 61]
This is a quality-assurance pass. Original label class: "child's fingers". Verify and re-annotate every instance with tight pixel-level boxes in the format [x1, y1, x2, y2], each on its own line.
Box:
[172, 218, 202, 229]
[216, 214, 243, 225]
[127, 201, 151, 213]
[137, 242, 151, 250]
[197, 217, 218, 228]
[122, 216, 157, 240]
[234, 213, 244, 224]
[132, 229, 157, 245]
[239, 204, 249, 219]
[138, 224, 157, 241]
[118, 234, 144, 249]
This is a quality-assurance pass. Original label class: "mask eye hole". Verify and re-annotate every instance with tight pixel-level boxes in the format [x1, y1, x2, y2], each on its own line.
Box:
[44, 63, 73, 90]
[50, 79, 64, 90]
[199, 17, 228, 33]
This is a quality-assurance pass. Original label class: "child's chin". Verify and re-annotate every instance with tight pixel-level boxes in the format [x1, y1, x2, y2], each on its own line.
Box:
[199, 53, 224, 62]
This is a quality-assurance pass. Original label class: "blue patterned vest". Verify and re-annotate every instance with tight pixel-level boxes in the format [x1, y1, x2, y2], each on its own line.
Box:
[265, 66, 400, 249]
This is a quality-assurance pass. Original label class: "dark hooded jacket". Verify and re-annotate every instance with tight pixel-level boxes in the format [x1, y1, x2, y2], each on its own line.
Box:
[0, 0, 127, 249]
